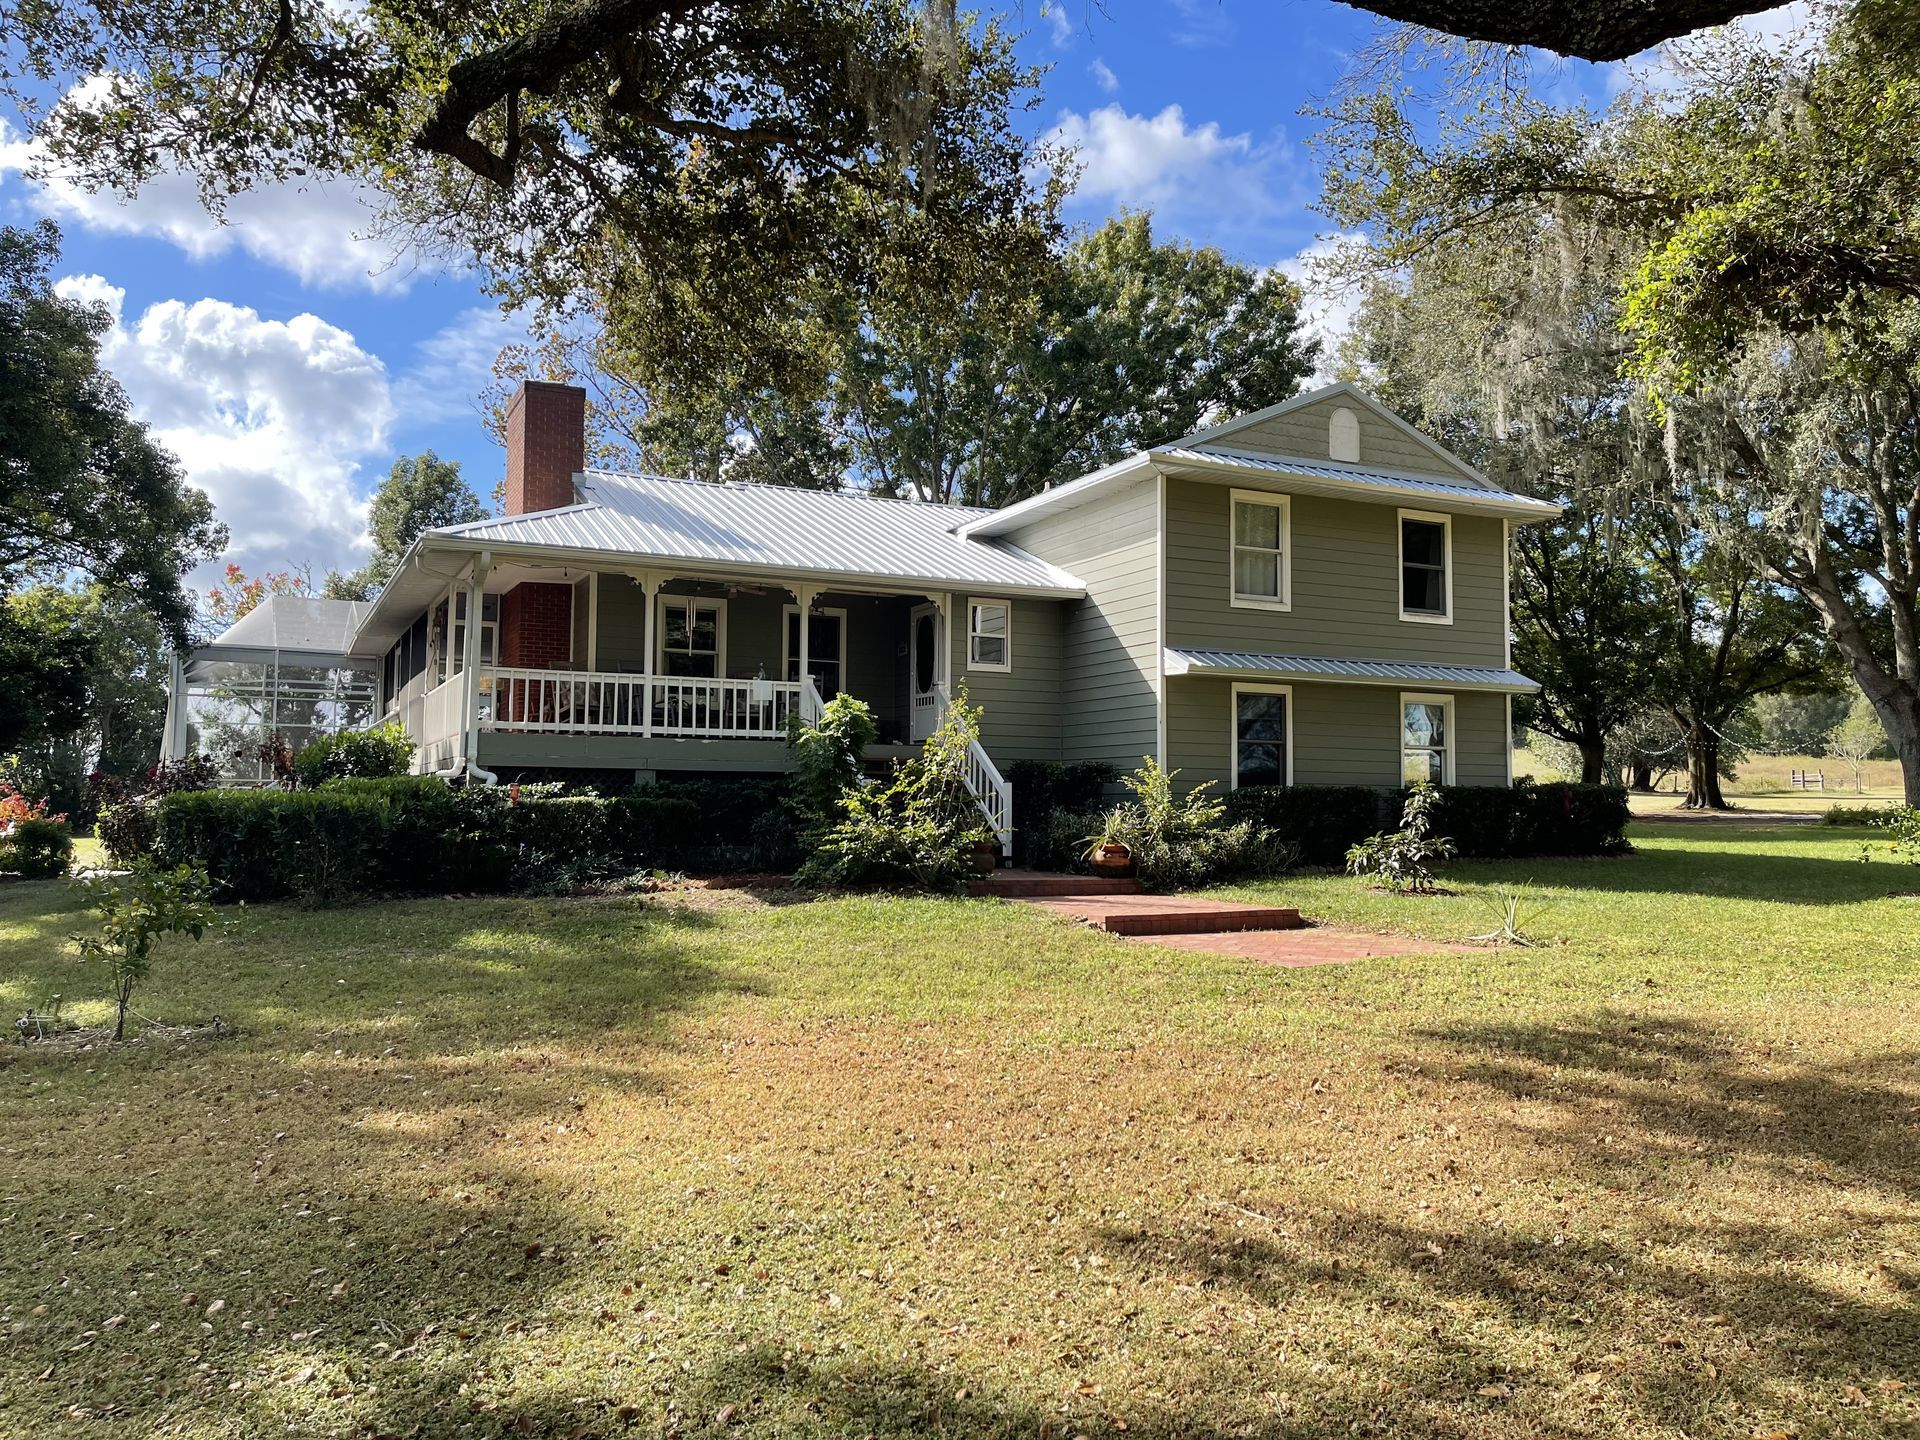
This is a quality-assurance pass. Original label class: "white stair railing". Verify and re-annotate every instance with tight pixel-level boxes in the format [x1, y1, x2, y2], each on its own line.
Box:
[933, 683, 1014, 858]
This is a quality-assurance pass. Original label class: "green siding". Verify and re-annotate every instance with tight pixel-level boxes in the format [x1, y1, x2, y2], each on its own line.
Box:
[1163, 477, 1508, 668]
[1169, 678, 1508, 792]
[947, 596, 1064, 764]
[1004, 479, 1161, 771]
[1211, 395, 1477, 482]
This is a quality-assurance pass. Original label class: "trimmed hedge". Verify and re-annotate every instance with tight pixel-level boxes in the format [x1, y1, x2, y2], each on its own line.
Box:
[1005, 760, 1120, 868]
[0, 817, 75, 878]
[1224, 781, 1629, 866]
[146, 776, 800, 902]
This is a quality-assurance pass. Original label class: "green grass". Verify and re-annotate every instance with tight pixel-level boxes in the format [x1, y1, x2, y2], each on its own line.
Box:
[3, 826, 1918, 1438]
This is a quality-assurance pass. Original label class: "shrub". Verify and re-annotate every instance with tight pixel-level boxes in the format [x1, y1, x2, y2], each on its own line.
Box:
[0, 783, 61, 829]
[788, 695, 878, 842]
[1, 817, 74, 878]
[1030, 807, 1104, 873]
[90, 757, 218, 867]
[70, 862, 222, 1041]
[1005, 760, 1119, 866]
[1822, 802, 1889, 827]
[1346, 783, 1457, 894]
[291, 723, 416, 788]
[798, 695, 990, 893]
[1865, 805, 1920, 864]
[1225, 781, 1629, 863]
[1092, 758, 1296, 892]
[1222, 785, 1391, 867]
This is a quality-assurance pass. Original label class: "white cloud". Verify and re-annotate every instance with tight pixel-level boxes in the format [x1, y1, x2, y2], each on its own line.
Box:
[1044, 2, 1075, 47]
[392, 305, 526, 428]
[56, 278, 392, 576]
[1607, 1, 1825, 97]
[1089, 57, 1120, 94]
[1164, 0, 1234, 48]
[0, 112, 422, 294]
[1277, 232, 1370, 381]
[1044, 103, 1304, 240]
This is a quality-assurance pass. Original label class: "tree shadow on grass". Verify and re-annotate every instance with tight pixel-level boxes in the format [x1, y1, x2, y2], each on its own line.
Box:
[1438, 841, 1913, 906]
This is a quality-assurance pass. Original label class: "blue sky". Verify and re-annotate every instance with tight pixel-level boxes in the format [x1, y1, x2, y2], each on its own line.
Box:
[0, 0, 1637, 585]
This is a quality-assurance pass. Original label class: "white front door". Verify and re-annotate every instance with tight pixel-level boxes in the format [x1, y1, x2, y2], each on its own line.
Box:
[909, 603, 943, 741]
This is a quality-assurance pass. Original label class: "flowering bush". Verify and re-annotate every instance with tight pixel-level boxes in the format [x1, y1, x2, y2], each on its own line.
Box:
[89, 757, 218, 866]
[0, 784, 62, 831]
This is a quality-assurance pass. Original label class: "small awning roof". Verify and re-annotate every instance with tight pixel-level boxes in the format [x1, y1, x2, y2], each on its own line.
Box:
[1165, 647, 1539, 693]
[185, 595, 378, 673]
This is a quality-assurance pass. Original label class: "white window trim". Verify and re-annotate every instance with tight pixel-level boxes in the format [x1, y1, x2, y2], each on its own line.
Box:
[1400, 691, 1455, 785]
[655, 594, 729, 676]
[1397, 508, 1454, 625]
[1230, 682, 1294, 790]
[966, 597, 1013, 673]
[782, 604, 849, 685]
[1228, 488, 1292, 612]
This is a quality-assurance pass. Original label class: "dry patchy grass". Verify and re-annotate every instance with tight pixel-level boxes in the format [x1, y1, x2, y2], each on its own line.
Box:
[2, 826, 1918, 1439]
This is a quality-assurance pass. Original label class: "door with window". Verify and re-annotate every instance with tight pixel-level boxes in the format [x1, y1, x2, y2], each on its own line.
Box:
[909, 603, 943, 741]
[784, 607, 846, 701]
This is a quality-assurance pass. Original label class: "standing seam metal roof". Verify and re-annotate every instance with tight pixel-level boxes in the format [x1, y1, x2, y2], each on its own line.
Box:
[1166, 647, 1539, 692]
[427, 471, 1085, 593]
[1155, 445, 1561, 512]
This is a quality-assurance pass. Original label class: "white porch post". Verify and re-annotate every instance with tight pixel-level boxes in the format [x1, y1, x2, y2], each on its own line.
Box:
[635, 571, 657, 737]
[162, 651, 188, 762]
[461, 554, 491, 767]
[587, 572, 600, 671]
[933, 592, 953, 693]
[794, 583, 819, 711]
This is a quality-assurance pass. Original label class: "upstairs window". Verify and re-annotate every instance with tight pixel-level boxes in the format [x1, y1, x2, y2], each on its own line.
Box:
[968, 600, 1011, 671]
[1231, 490, 1291, 610]
[1399, 510, 1452, 622]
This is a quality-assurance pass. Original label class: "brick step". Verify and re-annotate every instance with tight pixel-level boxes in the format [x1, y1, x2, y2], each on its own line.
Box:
[968, 871, 1144, 898]
[1028, 894, 1304, 937]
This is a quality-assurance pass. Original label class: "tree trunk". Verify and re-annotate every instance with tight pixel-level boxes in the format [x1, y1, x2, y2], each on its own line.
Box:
[1628, 757, 1654, 791]
[1880, 689, 1920, 807]
[1682, 726, 1728, 809]
[1577, 735, 1607, 785]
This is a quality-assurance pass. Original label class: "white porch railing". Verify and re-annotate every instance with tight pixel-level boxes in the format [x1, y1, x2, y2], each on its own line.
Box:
[933, 683, 1013, 857]
[419, 673, 466, 769]
[486, 666, 813, 739]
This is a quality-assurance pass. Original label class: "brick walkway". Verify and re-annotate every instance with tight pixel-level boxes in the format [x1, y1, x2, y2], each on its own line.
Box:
[1144, 925, 1475, 968]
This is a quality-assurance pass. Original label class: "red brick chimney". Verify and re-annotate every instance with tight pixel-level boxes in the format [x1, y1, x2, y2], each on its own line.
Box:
[503, 381, 586, 515]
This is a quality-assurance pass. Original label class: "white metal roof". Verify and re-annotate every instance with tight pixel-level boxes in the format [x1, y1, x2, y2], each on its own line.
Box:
[425, 471, 1086, 596]
[1165, 647, 1539, 693]
[192, 595, 375, 661]
[1154, 446, 1562, 518]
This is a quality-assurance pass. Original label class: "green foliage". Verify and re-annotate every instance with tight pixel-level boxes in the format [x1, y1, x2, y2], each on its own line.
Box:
[291, 723, 416, 788]
[1005, 760, 1118, 867]
[797, 699, 989, 894]
[1221, 785, 1394, 868]
[1225, 782, 1631, 864]
[1091, 758, 1297, 893]
[89, 756, 219, 866]
[0, 222, 222, 647]
[70, 862, 221, 1040]
[1346, 783, 1459, 894]
[324, 453, 486, 599]
[1865, 805, 1920, 864]
[787, 696, 878, 842]
[1821, 802, 1890, 827]
[0, 817, 73, 878]
[1825, 693, 1892, 791]
[1467, 882, 1557, 947]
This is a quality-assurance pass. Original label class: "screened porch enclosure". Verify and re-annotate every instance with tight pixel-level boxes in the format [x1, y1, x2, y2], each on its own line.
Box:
[162, 597, 379, 783]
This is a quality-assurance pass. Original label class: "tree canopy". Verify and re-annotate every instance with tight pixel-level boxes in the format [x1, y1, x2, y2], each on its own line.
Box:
[0, 221, 224, 643]
[325, 452, 487, 600]
[503, 213, 1316, 505]
[3, 0, 1062, 395]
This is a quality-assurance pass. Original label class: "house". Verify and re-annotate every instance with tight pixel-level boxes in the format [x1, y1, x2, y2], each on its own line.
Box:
[164, 380, 1558, 851]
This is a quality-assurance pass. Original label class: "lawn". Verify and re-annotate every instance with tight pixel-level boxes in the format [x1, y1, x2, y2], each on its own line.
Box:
[2, 825, 1918, 1439]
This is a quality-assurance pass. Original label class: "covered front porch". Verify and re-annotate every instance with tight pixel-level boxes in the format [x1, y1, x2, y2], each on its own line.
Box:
[384, 559, 1012, 849]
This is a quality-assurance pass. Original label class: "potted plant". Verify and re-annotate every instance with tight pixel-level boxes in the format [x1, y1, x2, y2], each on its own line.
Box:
[969, 835, 1001, 875]
[1081, 808, 1134, 876]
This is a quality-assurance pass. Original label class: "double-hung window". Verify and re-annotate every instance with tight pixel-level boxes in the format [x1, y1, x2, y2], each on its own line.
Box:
[968, 600, 1011, 671]
[1399, 510, 1452, 622]
[659, 597, 723, 678]
[1231, 490, 1290, 609]
[785, 607, 846, 698]
[1232, 684, 1292, 789]
[1401, 693, 1453, 784]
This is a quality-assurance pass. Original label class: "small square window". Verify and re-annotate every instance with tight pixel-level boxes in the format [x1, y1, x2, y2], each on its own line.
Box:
[968, 601, 1011, 671]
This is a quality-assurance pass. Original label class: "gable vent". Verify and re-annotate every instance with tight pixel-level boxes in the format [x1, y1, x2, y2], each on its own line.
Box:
[1329, 406, 1361, 463]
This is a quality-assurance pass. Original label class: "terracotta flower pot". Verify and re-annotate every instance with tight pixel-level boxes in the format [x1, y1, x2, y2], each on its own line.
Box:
[1089, 843, 1133, 875]
[970, 839, 1001, 876]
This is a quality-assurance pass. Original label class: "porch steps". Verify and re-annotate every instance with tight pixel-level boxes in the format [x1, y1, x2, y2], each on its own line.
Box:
[972, 870, 1304, 936]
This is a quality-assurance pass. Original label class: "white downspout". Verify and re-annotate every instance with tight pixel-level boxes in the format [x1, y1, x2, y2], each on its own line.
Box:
[461, 553, 497, 785]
